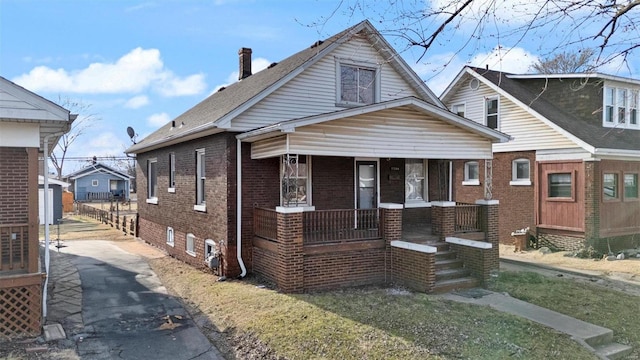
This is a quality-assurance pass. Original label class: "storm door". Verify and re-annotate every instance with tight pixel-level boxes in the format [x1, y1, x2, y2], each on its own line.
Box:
[356, 161, 377, 209]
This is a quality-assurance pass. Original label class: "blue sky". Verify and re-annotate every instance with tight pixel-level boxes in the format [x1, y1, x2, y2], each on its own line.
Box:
[2, 1, 638, 174]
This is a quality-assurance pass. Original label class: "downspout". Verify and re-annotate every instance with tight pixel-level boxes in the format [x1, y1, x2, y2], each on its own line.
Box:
[236, 138, 247, 278]
[42, 131, 64, 318]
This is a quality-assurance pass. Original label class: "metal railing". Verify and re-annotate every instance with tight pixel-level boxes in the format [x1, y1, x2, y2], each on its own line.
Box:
[254, 208, 278, 241]
[303, 209, 381, 244]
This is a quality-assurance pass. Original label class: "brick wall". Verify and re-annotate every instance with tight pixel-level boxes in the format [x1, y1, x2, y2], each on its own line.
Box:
[449, 244, 493, 283]
[312, 156, 354, 210]
[0, 147, 29, 224]
[303, 249, 386, 291]
[453, 152, 536, 245]
[536, 231, 585, 251]
[390, 247, 435, 292]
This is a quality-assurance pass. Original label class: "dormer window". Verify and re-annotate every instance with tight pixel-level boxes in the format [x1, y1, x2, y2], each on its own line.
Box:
[604, 86, 640, 128]
[337, 61, 378, 106]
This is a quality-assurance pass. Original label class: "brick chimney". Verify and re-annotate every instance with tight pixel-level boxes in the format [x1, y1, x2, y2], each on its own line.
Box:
[238, 47, 252, 80]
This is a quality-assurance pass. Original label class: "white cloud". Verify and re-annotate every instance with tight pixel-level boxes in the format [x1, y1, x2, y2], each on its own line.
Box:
[469, 46, 538, 73]
[12, 47, 207, 97]
[124, 95, 150, 109]
[147, 112, 171, 127]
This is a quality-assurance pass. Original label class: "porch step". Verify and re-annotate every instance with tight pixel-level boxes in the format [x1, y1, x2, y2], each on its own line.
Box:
[435, 250, 457, 261]
[432, 277, 479, 294]
[436, 268, 471, 281]
[435, 258, 464, 271]
[453, 231, 485, 241]
[430, 242, 451, 252]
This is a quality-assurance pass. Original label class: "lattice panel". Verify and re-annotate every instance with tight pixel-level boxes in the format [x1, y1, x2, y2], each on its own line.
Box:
[0, 284, 41, 338]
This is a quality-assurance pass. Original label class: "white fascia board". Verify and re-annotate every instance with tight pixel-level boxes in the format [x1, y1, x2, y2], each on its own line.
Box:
[69, 167, 129, 181]
[470, 70, 596, 153]
[507, 73, 640, 86]
[126, 125, 223, 154]
[593, 148, 640, 160]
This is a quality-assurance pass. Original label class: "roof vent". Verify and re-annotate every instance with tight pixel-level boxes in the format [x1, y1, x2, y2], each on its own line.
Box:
[218, 86, 226, 92]
[267, 62, 278, 69]
[310, 40, 324, 48]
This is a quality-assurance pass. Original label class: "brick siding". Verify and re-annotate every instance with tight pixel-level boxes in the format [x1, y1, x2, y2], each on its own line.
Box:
[0, 147, 29, 224]
[390, 247, 435, 292]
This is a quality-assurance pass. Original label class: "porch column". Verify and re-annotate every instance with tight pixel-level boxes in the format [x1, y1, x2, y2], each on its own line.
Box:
[380, 203, 403, 285]
[276, 207, 304, 293]
[584, 160, 601, 249]
[431, 201, 456, 241]
[476, 199, 499, 270]
[27, 147, 39, 274]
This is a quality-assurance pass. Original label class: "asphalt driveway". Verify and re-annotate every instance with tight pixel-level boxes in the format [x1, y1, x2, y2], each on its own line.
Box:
[59, 240, 223, 360]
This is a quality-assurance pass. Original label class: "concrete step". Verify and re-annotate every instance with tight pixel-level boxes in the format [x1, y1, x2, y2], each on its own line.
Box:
[584, 328, 614, 348]
[432, 277, 478, 293]
[594, 343, 633, 360]
[453, 231, 485, 241]
[436, 268, 471, 281]
[430, 242, 451, 252]
[435, 258, 463, 270]
[435, 250, 457, 261]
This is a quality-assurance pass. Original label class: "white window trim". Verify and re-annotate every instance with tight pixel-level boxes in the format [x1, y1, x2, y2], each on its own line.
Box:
[603, 85, 640, 129]
[335, 58, 381, 107]
[510, 158, 532, 186]
[91, 179, 99, 187]
[166, 227, 175, 247]
[186, 233, 196, 257]
[451, 103, 466, 117]
[280, 155, 312, 207]
[146, 158, 158, 204]
[485, 96, 499, 130]
[463, 161, 480, 186]
[168, 152, 176, 193]
[405, 159, 430, 205]
[196, 148, 206, 207]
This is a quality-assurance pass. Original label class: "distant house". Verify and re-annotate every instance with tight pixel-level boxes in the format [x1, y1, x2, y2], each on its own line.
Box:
[66, 163, 131, 202]
[38, 175, 70, 225]
[441, 66, 640, 252]
[127, 21, 510, 293]
[0, 76, 74, 337]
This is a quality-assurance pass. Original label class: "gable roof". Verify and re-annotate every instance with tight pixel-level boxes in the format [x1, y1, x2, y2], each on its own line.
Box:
[65, 163, 131, 181]
[127, 20, 442, 154]
[238, 96, 511, 144]
[0, 76, 76, 152]
[38, 175, 70, 188]
[443, 66, 640, 153]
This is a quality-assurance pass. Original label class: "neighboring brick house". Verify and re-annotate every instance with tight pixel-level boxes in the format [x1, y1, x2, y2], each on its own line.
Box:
[441, 66, 640, 252]
[127, 21, 510, 293]
[0, 76, 74, 337]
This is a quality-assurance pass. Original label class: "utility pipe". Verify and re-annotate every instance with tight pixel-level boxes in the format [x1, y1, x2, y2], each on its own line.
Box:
[236, 138, 247, 278]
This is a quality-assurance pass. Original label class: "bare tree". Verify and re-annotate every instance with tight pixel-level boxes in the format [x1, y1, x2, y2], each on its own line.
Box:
[50, 97, 100, 179]
[530, 49, 595, 74]
[317, 1, 639, 73]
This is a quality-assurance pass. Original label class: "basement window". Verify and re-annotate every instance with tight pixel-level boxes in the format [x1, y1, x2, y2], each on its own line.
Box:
[186, 233, 196, 257]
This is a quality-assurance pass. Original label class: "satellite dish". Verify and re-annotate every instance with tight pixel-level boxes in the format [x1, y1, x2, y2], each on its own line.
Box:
[126, 126, 137, 144]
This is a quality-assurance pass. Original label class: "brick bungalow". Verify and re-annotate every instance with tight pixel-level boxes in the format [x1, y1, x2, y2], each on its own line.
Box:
[127, 21, 510, 293]
[441, 67, 640, 252]
[0, 76, 74, 338]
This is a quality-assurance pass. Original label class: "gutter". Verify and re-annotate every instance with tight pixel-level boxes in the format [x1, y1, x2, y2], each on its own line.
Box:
[236, 138, 247, 278]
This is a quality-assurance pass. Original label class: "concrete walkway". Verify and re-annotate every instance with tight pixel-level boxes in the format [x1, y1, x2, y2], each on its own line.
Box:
[45, 240, 224, 360]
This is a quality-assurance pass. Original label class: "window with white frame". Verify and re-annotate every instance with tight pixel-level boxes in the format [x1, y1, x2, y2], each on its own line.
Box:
[186, 233, 195, 256]
[485, 97, 499, 129]
[603, 173, 619, 200]
[604, 86, 640, 128]
[511, 158, 531, 185]
[463, 161, 479, 186]
[168, 152, 176, 192]
[405, 159, 428, 202]
[166, 227, 174, 246]
[147, 158, 158, 203]
[452, 103, 465, 117]
[338, 62, 377, 105]
[195, 149, 206, 210]
[281, 154, 310, 206]
[91, 179, 99, 187]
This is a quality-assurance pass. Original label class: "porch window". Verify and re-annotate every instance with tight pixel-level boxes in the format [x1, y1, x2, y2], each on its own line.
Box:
[510, 158, 531, 185]
[605, 87, 615, 123]
[195, 149, 206, 211]
[186, 233, 195, 257]
[452, 103, 465, 117]
[166, 227, 174, 247]
[548, 172, 572, 199]
[405, 159, 427, 202]
[463, 161, 479, 186]
[618, 89, 627, 124]
[624, 173, 638, 199]
[146, 158, 158, 204]
[603, 173, 619, 200]
[168, 152, 176, 192]
[282, 154, 310, 206]
[631, 90, 638, 125]
[485, 97, 499, 129]
[91, 179, 99, 187]
[338, 62, 377, 105]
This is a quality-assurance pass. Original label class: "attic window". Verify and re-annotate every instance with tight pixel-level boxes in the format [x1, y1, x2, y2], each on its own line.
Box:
[337, 61, 379, 106]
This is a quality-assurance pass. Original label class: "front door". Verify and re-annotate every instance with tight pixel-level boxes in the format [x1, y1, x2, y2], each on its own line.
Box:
[356, 161, 377, 209]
